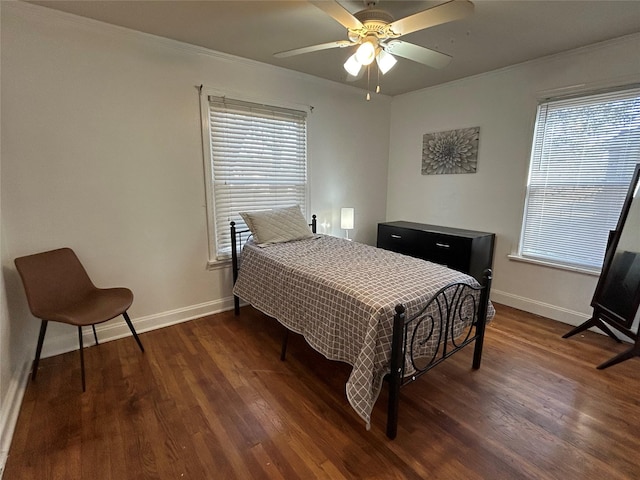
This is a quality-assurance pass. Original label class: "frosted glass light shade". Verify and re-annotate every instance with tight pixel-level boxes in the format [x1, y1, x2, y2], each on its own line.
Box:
[355, 41, 376, 66]
[344, 53, 362, 77]
[341, 207, 355, 230]
[376, 49, 397, 74]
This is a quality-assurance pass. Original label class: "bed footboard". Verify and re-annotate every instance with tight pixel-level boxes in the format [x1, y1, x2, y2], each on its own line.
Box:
[386, 269, 493, 439]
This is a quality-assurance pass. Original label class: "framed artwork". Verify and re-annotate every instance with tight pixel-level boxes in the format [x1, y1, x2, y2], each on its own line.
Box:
[422, 127, 480, 175]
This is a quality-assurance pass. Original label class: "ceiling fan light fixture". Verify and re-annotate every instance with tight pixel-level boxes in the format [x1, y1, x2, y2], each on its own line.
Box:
[344, 53, 363, 76]
[376, 49, 397, 74]
[355, 38, 377, 65]
[280, 0, 474, 97]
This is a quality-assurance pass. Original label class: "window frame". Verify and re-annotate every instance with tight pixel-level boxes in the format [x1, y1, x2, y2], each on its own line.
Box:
[515, 84, 640, 273]
[199, 87, 310, 268]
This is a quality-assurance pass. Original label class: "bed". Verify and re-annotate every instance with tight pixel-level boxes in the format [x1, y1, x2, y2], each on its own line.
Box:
[230, 208, 494, 439]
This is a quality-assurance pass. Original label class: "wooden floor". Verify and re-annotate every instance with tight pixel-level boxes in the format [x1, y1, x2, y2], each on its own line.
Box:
[4, 304, 640, 479]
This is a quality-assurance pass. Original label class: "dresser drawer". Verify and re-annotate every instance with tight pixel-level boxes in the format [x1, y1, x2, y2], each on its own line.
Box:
[377, 224, 420, 256]
[420, 233, 472, 272]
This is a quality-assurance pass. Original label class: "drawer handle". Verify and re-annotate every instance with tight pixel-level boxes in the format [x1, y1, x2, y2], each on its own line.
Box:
[436, 242, 450, 249]
[391, 234, 402, 239]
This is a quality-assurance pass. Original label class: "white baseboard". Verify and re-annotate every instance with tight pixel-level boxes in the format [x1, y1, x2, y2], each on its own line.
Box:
[491, 289, 637, 343]
[0, 360, 30, 478]
[490, 289, 592, 327]
[40, 296, 236, 359]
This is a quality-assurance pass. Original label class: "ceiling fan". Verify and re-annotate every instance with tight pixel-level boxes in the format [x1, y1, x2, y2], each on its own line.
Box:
[275, 0, 474, 92]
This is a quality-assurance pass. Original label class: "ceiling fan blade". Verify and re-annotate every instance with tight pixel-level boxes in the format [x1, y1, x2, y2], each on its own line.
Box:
[274, 40, 353, 58]
[387, 0, 474, 37]
[384, 40, 452, 69]
[309, 0, 364, 31]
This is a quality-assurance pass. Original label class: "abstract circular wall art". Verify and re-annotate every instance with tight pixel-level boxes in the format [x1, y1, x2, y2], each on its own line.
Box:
[422, 127, 480, 175]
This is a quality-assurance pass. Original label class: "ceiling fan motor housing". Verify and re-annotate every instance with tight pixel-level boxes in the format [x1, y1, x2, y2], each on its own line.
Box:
[354, 8, 393, 26]
[352, 9, 397, 40]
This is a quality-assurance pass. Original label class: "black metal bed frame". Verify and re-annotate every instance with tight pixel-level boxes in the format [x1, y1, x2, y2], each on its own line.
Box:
[229, 215, 492, 439]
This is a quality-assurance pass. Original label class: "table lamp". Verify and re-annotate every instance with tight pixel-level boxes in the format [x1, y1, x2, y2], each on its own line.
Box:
[341, 207, 354, 240]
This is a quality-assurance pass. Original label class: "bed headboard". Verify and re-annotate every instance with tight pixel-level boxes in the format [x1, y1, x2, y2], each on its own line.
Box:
[230, 214, 317, 314]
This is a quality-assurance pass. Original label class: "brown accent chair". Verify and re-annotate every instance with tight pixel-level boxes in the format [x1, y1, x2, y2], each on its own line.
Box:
[14, 247, 144, 391]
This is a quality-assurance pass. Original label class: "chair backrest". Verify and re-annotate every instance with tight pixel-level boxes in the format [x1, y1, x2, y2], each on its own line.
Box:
[14, 248, 96, 319]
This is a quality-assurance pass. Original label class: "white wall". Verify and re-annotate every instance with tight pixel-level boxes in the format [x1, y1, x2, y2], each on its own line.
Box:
[387, 33, 640, 325]
[0, 1, 390, 466]
[2, 0, 638, 472]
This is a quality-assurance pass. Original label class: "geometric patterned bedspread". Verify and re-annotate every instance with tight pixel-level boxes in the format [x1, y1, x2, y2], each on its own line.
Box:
[233, 234, 494, 429]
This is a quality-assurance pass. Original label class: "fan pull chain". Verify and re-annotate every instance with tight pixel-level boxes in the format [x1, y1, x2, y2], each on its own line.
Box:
[366, 65, 371, 101]
[376, 64, 381, 94]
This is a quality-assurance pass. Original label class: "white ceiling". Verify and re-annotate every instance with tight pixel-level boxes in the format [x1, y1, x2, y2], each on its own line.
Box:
[27, 0, 640, 96]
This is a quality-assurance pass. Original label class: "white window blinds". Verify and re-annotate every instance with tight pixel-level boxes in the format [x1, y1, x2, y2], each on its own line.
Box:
[207, 96, 308, 259]
[519, 86, 640, 270]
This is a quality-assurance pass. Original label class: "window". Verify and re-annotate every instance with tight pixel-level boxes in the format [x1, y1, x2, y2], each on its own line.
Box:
[519, 86, 640, 271]
[201, 93, 308, 263]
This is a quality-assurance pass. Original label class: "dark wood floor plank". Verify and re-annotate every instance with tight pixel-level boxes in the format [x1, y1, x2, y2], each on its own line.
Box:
[4, 304, 640, 479]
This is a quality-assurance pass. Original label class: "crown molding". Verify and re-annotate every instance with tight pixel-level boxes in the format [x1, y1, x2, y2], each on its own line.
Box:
[4, 0, 390, 99]
[4, 1, 237, 65]
[398, 31, 640, 99]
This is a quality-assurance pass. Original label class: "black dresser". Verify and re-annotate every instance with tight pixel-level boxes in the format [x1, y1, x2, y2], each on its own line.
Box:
[377, 221, 495, 282]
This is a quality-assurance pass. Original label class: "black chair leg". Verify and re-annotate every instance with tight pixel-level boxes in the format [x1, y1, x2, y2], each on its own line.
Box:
[78, 326, 86, 392]
[123, 311, 144, 352]
[32, 320, 48, 381]
[92, 325, 99, 345]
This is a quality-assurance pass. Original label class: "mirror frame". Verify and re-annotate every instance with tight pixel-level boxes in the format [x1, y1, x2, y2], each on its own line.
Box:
[591, 163, 640, 330]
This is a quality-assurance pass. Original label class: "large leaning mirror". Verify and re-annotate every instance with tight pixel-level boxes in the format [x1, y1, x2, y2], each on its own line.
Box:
[563, 163, 640, 369]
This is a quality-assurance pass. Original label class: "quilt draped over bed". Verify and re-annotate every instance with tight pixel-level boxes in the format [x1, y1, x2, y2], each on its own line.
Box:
[232, 234, 494, 428]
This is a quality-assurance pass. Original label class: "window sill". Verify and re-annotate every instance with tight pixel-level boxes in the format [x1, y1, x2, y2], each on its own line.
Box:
[507, 254, 601, 277]
[207, 258, 231, 271]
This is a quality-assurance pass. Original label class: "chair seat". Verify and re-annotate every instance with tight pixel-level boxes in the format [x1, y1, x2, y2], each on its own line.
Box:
[39, 287, 133, 326]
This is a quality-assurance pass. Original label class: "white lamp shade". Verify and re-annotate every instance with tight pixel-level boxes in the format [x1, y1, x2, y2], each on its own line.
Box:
[376, 49, 397, 74]
[355, 41, 376, 66]
[344, 53, 362, 77]
[341, 208, 355, 230]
